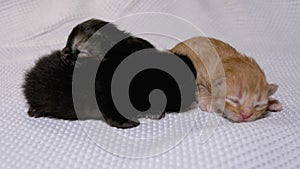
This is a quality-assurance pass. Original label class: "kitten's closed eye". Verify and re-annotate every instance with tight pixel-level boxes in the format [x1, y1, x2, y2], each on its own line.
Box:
[226, 96, 241, 107]
[254, 100, 268, 110]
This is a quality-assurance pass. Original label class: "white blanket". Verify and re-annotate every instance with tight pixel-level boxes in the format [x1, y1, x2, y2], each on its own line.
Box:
[1, 0, 300, 169]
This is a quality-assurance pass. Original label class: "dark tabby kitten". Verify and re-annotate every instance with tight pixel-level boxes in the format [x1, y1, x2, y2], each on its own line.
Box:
[23, 19, 196, 128]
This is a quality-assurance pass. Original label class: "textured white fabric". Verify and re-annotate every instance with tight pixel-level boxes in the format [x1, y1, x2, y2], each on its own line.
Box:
[1, 0, 300, 169]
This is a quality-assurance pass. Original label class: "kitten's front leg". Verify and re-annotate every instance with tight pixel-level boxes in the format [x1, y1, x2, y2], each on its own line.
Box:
[102, 112, 140, 129]
[99, 100, 140, 129]
[197, 85, 214, 112]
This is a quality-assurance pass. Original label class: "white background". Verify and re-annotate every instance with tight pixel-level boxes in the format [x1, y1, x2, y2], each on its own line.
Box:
[0, 0, 299, 169]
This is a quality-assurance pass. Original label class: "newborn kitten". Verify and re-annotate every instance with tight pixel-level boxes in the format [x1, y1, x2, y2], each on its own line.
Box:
[23, 19, 196, 128]
[170, 37, 283, 122]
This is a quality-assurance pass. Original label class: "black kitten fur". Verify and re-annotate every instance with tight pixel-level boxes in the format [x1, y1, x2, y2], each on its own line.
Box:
[23, 51, 76, 119]
[23, 19, 196, 129]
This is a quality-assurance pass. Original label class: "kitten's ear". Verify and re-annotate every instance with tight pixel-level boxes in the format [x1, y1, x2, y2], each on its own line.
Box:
[268, 83, 279, 96]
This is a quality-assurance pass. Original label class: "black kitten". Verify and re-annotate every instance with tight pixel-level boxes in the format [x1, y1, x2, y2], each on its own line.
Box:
[23, 19, 196, 129]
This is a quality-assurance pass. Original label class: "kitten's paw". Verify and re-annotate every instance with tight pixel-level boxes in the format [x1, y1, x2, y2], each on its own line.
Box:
[27, 108, 45, 118]
[144, 113, 165, 120]
[107, 119, 140, 129]
[268, 99, 283, 112]
[200, 103, 214, 112]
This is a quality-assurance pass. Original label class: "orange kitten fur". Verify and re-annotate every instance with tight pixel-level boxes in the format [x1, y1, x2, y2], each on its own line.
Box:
[171, 37, 282, 122]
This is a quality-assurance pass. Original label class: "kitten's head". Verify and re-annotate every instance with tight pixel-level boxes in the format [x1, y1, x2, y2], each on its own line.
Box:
[222, 56, 279, 122]
[65, 19, 109, 53]
[61, 19, 109, 65]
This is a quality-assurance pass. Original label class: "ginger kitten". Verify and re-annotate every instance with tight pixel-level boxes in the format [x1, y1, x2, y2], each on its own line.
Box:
[171, 37, 283, 122]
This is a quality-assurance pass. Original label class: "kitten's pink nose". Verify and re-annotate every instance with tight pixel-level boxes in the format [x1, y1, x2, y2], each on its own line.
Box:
[241, 107, 252, 120]
[241, 113, 251, 119]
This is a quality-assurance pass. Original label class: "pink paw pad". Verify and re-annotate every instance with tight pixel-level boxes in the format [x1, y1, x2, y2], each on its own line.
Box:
[268, 103, 283, 112]
[200, 104, 214, 112]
